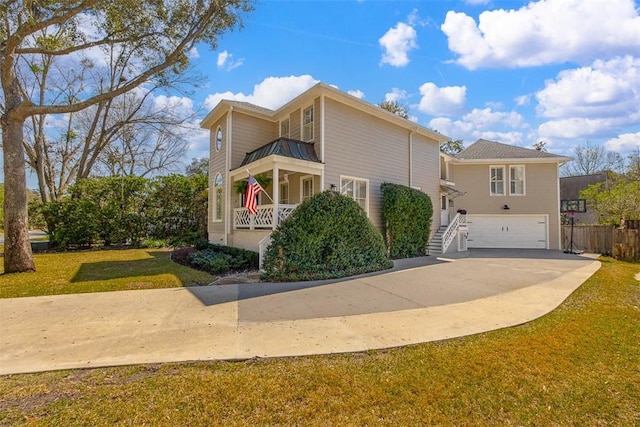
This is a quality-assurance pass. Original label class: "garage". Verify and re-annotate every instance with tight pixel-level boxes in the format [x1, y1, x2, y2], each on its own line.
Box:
[465, 214, 548, 249]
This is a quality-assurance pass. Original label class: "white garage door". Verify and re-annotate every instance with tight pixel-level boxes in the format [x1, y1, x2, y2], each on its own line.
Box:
[466, 214, 548, 249]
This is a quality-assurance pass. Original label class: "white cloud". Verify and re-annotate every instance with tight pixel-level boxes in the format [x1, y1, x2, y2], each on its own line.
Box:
[441, 0, 640, 69]
[153, 95, 194, 113]
[515, 94, 531, 107]
[462, 108, 526, 129]
[348, 89, 365, 99]
[385, 88, 408, 102]
[418, 82, 466, 116]
[216, 50, 244, 71]
[203, 75, 319, 111]
[536, 56, 640, 139]
[188, 47, 200, 59]
[604, 132, 640, 152]
[379, 21, 418, 67]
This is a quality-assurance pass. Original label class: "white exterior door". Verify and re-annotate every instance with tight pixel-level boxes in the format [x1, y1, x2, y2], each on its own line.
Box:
[466, 214, 548, 249]
[440, 195, 449, 226]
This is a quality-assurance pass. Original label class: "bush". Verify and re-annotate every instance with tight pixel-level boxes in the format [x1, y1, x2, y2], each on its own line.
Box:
[381, 183, 433, 258]
[178, 244, 259, 275]
[262, 190, 393, 281]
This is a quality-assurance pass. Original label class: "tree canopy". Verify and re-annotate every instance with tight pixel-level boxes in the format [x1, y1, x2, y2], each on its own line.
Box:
[1, 0, 253, 273]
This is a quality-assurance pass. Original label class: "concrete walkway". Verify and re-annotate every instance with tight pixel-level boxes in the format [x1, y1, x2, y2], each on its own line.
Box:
[0, 249, 600, 375]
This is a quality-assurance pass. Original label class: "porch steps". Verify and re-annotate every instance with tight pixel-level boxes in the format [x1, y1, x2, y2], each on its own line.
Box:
[429, 225, 448, 255]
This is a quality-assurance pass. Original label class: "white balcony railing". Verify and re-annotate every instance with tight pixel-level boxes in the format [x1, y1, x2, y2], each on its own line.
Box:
[234, 204, 297, 230]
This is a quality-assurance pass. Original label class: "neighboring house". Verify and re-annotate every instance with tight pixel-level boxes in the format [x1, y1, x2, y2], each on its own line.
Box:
[200, 83, 451, 255]
[444, 139, 572, 250]
[559, 172, 609, 224]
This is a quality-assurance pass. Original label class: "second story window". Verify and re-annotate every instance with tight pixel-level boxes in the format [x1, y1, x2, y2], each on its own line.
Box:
[215, 126, 223, 151]
[490, 166, 505, 196]
[302, 105, 314, 141]
[510, 165, 525, 195]
[281, 118, 290, 138]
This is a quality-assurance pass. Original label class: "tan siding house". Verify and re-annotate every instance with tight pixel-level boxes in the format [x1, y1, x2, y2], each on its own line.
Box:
[201, 83, 449, 254]
[201, 85, 570, 258]
[447, 139, 571, 250]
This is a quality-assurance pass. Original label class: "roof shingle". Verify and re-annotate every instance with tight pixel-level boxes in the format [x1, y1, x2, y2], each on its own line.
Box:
[456, 139, 568, 160]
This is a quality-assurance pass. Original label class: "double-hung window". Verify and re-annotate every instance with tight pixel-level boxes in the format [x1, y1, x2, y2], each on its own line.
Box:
[301, 176, 314, 202]
[302, 106, 314, 141]
[341, 176, 369, 214]
[490, 166, 505, 196]
[509, 165, 525, 195]
[281, 119, 290, 138]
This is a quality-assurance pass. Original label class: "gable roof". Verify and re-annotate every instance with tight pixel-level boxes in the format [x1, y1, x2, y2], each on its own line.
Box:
[239, 138, 321, 167]
[455, 139, 571, 163]
[201, 82, 451, 144]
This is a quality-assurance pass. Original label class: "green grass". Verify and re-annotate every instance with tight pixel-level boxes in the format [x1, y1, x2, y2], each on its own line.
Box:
[0, 258, 638, 425]
[0, 248, 215, 298]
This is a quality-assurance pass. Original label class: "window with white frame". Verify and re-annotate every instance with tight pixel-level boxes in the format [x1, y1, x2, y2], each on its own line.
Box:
[213, 173, 223, 221]
[215, 126, 223, 151]
[301, 176, 314, 202]
[280, 119, 290, 138]
[490, 166, 505, 196]
[302, 105, 314, 141]
[280, 182, 289, 204]
[341, 176, 369, 213]
[509, 165, 525, 195]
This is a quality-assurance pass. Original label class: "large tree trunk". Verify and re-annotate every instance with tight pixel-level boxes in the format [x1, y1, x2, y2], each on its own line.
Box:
[2, 97, 35, 273]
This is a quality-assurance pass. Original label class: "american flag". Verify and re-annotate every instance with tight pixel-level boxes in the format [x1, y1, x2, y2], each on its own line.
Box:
[245, 174, 262, 215]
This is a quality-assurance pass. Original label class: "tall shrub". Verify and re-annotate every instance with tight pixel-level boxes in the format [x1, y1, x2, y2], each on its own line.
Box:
[147, 174, 208, 242]
[262, 190, 392, 281]
[381, 182, 433, 258]
[71, 176, 150, 245]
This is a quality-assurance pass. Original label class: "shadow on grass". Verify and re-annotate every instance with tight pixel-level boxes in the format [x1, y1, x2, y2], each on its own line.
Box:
[71, 250, 183, 283]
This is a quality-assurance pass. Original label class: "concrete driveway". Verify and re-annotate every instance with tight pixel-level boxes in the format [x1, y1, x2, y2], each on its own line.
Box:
[0, 249, 600, 375]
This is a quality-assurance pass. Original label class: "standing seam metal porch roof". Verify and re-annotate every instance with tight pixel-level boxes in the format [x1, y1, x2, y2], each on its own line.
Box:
[239, 138, 322, 167]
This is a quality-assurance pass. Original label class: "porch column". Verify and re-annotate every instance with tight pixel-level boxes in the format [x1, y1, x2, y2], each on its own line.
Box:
[272, 166, 279, 230]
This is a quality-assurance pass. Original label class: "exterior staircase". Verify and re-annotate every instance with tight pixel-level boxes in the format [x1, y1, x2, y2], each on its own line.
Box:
[429, 213, 468, 255]
[429, 225, 448, 255]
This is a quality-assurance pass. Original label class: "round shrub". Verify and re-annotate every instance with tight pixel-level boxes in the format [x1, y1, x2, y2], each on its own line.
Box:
[262, 190, 393, 281]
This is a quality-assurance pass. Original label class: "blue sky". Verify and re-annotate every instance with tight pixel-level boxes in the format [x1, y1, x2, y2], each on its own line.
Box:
[8, 0, 640, 188]
[182, 0, 640, 163]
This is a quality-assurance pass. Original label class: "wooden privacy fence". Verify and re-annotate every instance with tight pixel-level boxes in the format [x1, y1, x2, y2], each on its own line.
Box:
[562, 224, 639, 262]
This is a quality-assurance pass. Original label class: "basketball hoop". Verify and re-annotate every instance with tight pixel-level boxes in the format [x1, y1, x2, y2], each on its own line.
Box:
[560, 199, 587, 254]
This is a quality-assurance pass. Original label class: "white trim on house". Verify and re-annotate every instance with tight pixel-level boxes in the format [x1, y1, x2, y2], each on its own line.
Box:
[509, 165, 526, 196]
[302, 104, 314, 142]
[340, 175, 369, 215]
[300, 175, 314, 202]
[279, 181, 289, 204]
[490, 165, 506, 196]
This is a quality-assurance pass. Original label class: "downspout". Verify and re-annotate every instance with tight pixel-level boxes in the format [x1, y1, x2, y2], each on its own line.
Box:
[320, 94, 325, 191]
[225, 106, 233, 246]
[408, 127, 417, 188]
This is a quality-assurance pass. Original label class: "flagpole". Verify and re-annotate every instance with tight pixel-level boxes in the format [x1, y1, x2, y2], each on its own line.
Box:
[246, 168, 274, 203]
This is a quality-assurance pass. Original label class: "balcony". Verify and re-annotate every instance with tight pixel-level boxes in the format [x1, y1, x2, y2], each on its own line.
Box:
[234, 204, 298, 230]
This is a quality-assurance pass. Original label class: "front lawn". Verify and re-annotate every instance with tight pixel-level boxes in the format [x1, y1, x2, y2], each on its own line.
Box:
[0, 248, 215, 298]
[0, 258, 638, 425]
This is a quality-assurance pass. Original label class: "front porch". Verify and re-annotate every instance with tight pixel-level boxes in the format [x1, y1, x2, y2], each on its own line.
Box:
[229, 138, 325, 235]
[234, 204, 298, 230]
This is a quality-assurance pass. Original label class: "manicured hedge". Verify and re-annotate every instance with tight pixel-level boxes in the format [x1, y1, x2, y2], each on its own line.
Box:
[381, 182, 433, 258]
[262, 190, 393, 281]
